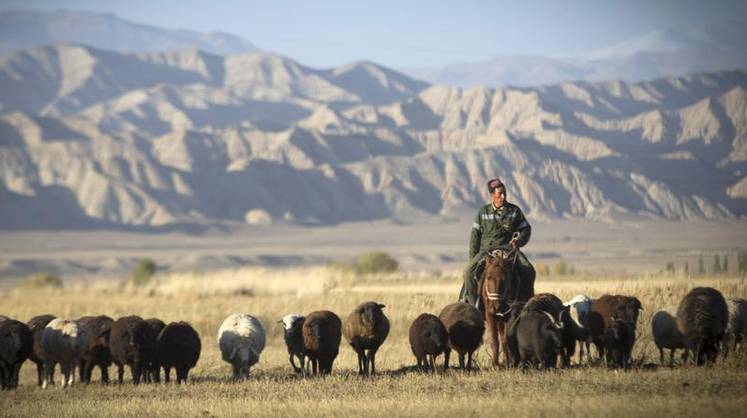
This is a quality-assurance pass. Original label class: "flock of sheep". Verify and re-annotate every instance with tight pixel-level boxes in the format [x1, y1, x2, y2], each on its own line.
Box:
[1, 286, 745, 389]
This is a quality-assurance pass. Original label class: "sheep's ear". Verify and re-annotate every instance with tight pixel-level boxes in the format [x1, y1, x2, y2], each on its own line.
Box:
[276, 319, 283, 324]
[377, 303, 386, 309]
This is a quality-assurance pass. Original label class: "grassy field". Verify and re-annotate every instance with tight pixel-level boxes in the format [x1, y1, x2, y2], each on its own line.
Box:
[2, 268, 747, 417]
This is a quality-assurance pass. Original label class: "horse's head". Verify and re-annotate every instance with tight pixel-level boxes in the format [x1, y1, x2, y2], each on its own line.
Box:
[482, 249, 515, 319]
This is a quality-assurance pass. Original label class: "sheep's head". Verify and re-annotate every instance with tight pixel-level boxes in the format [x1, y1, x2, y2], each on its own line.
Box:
[360, 302, 386, 328]
[279, 314, 305, 340]
[540, 310, 564, 352]
[98, 323, 112, 347]
[231, 344, 260, 371]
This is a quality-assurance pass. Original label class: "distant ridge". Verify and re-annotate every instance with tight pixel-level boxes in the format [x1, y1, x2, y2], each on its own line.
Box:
[403, 20, 747, 87]
[0, 9, 258, 56]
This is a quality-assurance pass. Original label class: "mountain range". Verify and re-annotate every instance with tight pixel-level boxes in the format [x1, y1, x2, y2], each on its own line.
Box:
[0, 9, 257, 57]
[0, 41, 745, 230]
[404, 20, 747, 87]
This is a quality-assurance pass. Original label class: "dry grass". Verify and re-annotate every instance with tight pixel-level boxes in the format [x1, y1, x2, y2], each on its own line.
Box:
[2, 268, 747, 417]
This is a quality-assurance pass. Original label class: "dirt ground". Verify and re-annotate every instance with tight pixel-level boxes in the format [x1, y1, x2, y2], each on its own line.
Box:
[1, 218, 746, 282]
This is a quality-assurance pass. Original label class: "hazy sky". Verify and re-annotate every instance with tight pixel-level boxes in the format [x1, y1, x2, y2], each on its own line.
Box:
[2, 0, 746, 68]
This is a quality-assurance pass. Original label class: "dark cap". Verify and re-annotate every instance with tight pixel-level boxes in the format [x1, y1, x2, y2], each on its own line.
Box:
[487, 177, 504, 193]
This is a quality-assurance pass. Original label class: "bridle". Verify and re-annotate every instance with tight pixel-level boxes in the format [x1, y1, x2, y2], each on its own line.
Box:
[483, 247, 521, 318]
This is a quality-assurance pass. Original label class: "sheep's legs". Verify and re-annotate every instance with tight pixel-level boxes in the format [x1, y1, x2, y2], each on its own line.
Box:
[355, 348, 366, 375]
[36, 362, 44, 386]
[443, 349, 450, 371]
[117, 365, 124, 384]
[369, 349, 377, 375]
[42, 361, 55, 389]
[659, 347, 665, 365]
[164, 366, 171, 383]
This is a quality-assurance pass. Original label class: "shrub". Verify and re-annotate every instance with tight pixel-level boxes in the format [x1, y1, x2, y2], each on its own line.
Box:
[131, 257, 157, 287]
[351, 251, 399, 275]
[16, 273, 63, 289]
[553, 260, 569, 276]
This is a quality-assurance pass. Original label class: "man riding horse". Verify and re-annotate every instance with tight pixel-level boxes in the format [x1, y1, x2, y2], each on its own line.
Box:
[459, 177, 536, 308]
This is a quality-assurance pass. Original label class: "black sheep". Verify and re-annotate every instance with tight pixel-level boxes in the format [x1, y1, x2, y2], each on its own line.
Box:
[0, 318, 33, 389]
[605, 317, 633, 369]
[515, 309, 564, 370]
[144, 318, 166, 383]
[438, 302, 484, 370]
[77, 315, 114, 383]
[109, 316, 157, 385]
[408, 313, 448, 372]
[157, 321, 201, 384]
[677, 287, 729, 365]
[26, 314, 56, 386]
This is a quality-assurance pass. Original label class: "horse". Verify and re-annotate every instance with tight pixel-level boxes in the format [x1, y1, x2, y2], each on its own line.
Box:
[480, 248, 534, 367]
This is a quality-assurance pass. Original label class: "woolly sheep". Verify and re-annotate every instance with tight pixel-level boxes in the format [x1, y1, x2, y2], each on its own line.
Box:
[605, 317, 633, 369]
[515, 309, 564, 370]
[677, 287, 728, 365]
[278, 314, 305, 374]
[109, 316, 157, 385]
[343, 302, 390, 376]
[302, 310, 342, 375]
[157, 321, 201, 384]
[144, 318, 166, 383]
[724, 298, 747, 356]
[408, 313, 448, 372]
[77, 315, 114, 384]
[218, 314, 265, 381]
[563, 295, 594, 364]
[438, 302, 484, 370]
[651, 307, 688, 366]
[0, 318, 33, 390]
[27, 314, 56, 387]
[41, 318, 86, 388]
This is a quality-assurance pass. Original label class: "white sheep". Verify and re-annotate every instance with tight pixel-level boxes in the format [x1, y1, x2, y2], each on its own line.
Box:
[278, 314, 305, 374]
[651, 306, 688, 365]
[724, 298, 747, 356]
[217, 314, 265, 381]
[563, 294, 594, 364]
[41, 318, 86, 388]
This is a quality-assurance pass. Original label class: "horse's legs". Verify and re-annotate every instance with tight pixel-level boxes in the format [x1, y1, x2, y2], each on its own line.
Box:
[498, 321, 510, 366]
[486, 314, 500, 367]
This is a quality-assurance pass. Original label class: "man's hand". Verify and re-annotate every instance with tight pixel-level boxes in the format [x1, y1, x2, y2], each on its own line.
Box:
[510, 232, 520, 249]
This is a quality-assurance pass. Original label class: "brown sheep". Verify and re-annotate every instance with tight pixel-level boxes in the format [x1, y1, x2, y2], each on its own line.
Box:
[26, 314, 56, 386]
[677, 287, 728, 365]
[409, 313, 448, 372]
[439, 302, 485, 370]
[302, 310, 342, 375]
[343, 302, 390, 376]
[77, 315, 114, 384]
[157, 321, 201, 384]
[588, 294, 642, 363]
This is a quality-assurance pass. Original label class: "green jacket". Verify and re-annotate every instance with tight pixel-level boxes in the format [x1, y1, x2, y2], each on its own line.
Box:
[469, 202, 531, 259]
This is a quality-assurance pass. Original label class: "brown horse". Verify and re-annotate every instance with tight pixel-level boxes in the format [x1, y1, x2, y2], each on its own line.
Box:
[481, 249, 534, 367]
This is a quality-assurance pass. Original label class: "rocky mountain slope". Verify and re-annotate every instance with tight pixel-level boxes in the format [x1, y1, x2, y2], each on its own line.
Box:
[0, 44, 745, 229]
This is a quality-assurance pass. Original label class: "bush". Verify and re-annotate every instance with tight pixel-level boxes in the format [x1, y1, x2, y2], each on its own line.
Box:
[131, 258, 157, 287]
[351, 251, 399, 275]
[16, 273, 63, 289]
